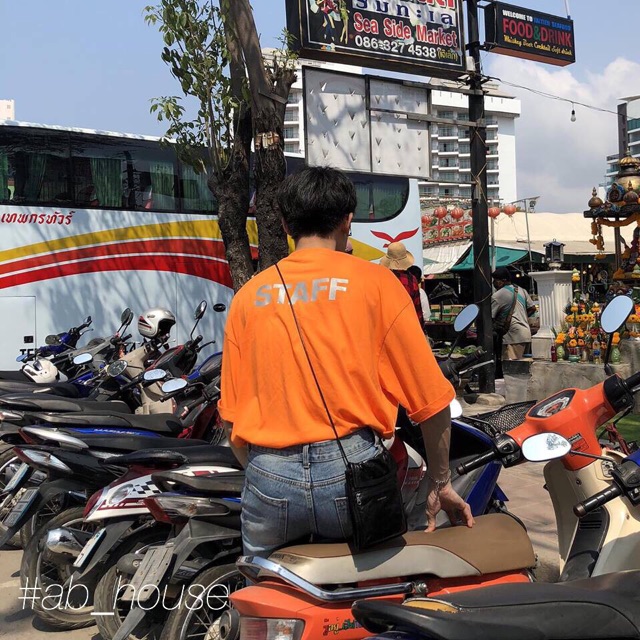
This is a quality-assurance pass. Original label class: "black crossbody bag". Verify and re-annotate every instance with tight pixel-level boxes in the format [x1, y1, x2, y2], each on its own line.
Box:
[275, 263, 407, 551]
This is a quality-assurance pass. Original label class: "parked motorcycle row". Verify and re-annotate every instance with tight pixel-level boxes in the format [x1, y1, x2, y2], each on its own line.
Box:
[2, 298, 640, 640]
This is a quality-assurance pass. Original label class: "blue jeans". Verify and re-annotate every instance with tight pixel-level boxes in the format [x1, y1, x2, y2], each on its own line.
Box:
[241, 428, 382, 558]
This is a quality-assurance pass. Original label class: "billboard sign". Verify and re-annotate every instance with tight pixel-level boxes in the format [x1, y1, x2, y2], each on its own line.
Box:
[304, 67, 432, 178]
[286, 0, 466, 78]
[484, 2, 575, 67]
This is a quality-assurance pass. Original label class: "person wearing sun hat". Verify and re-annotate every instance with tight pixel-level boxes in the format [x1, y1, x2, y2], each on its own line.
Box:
[381, 241, 424, 328]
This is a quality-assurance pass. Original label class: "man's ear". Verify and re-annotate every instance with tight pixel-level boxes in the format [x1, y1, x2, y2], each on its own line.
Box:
[342, 212, 354, 233]
[282, 219, 291, 236]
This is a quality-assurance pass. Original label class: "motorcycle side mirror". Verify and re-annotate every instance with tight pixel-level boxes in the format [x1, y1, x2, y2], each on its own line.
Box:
[213, 303, 226, 313]
[121, 307, 134, 325]
[15, 354, 27, 363]
[191, 301, 208, 339]
[45, 334, 61, 346]
[454, 304, 479, 334]
[161, 378, 188, 394]
[195, 300, 208, 320]
[601, 296, 633, 374]
[446, 304, 480, 358]
[73, 353, 93, 366]
[85, 316, 92, 324]
[107, 359, 128, 377]
[601, 296, 633, 334]
[450, 398, 463, 419]
[521, 432, 571, 462]
[143, 368, 167, 382]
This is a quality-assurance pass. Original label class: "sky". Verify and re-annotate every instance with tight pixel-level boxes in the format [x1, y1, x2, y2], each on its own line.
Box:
[0, 0, 637, 213]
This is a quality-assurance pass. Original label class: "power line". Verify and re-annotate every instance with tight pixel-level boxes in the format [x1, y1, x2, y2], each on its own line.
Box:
[484, 75, 620, 116]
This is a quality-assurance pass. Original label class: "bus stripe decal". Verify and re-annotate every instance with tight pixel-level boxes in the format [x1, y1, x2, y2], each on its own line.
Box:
[0, 254, 233, 290]
[0, 219, 260, 265]
[0, 238, 232, 277]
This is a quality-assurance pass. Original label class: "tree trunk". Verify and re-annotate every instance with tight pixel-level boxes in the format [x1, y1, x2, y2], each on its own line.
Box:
[224, 0, 296, 270]
[208, 12, 255, 292]
[211, 103, 254, 292]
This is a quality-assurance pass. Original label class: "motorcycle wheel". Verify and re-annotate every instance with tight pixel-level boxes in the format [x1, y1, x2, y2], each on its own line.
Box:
[93, 525, 171, 640]
[19, 494, 67, 550]
[20, 506, 99, 630]
[159, 564, 245, 640]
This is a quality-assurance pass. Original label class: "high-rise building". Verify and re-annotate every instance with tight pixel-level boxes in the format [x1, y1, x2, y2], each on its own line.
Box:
[275, 54, 521, 209]
[0, 100, 15, 121]
[604, 95, 640, 188]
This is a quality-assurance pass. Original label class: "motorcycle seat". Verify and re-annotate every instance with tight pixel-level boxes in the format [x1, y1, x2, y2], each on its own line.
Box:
[267, 514, 535, 585]
[0, 380, 80, 397]
[1, 394, 131, 414]
[68, 433, 210, 452]
[0, 370, 30, 381]
[27, 411, 182, 434]
[352, 570, 640, 640]
[152, 468, 245, 494]
[105, 445, 241, 470]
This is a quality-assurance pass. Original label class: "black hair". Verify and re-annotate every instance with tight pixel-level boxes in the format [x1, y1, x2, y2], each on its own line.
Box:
[408, 265, 423, 281]
[277, 166, 357, 240]
[492, 267, 512, 282]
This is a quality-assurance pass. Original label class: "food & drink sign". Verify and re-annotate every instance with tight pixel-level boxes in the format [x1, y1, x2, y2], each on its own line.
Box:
[286, 0, 466, 78]
[484, 2, 575, 67]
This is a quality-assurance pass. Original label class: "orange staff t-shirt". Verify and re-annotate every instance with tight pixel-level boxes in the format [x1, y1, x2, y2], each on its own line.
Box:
[218, 248, 455, 448]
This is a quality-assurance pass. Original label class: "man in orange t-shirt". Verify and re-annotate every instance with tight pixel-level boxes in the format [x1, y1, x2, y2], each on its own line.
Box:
[218, 166, 473, 557]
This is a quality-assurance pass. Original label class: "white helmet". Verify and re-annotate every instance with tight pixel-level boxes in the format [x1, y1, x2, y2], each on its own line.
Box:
[22, 359, 58, 384]
[138, 308, 176, 339]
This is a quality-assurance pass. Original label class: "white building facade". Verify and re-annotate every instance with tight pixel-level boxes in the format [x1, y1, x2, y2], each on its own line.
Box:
[279, 56, 521, 209]
[0, 100, 15, 121]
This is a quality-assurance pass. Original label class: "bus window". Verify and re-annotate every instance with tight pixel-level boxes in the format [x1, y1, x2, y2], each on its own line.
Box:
[352, 175, 409, 222]
[0, 129, 72, 206]
[180, 162, 217, 214]
[70, 134, 179, 212]
[129, 141, 178, 212]
[70, 134, 125, 208]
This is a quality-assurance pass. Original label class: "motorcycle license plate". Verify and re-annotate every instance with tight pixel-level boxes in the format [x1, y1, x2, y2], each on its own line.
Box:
[3, 487, 38, 528]
[3, 463, 30, 495]
[120, 545, 174, 603]
[73, 527, 106, 569]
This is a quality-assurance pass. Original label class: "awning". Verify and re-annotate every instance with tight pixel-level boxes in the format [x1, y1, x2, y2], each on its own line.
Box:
[451, 246, 528, 271]
[423, 241, 471, 275]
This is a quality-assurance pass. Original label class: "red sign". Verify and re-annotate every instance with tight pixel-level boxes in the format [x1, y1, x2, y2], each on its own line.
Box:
[422, 212, 472, 246]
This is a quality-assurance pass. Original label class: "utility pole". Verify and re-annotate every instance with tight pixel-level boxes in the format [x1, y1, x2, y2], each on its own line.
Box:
[467, 0, 494, 392]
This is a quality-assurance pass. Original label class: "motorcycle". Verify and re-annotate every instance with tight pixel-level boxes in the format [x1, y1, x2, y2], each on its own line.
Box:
[0, 308, 134, 398]
[109, 307, 528, 640]
[5, 314, 94, 381]
[0, 363, 226, 550]
[223, 296, 640, 640]
[351, 440, 640, 640]
[18, 441, 240, 632]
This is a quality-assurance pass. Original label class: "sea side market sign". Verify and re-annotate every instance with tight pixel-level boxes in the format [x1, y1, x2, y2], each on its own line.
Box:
[285, 0, 466, 78]
[483, 2, 575, 67]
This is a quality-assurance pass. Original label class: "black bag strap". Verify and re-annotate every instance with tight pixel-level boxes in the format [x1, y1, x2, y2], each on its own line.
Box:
[504, 285, 519, 327]
[274, 263, 350, 468]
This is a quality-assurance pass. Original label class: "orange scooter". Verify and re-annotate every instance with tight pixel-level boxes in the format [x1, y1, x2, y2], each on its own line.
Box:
[225, 296, 640, 640]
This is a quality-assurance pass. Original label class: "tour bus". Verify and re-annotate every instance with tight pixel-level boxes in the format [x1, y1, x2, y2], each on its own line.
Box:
[0, 121, 422, 368]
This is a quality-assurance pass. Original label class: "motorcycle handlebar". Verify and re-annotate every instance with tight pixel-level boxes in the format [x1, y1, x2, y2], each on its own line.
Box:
[438, 349, 486, 381]
[573, 484, 623, 518]
[456, 449, 498, 475]
[625, 371, 640, 391]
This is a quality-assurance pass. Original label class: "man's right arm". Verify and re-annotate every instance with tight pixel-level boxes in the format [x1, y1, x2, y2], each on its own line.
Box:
[420, 406, 474, 532]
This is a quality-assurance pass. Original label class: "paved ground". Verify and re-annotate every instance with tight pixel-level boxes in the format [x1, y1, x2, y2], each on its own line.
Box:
[0, 464, 558, 639]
